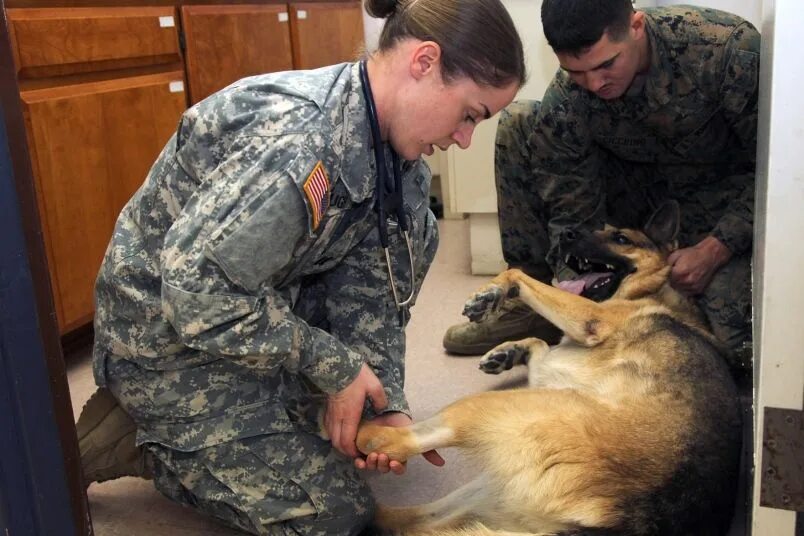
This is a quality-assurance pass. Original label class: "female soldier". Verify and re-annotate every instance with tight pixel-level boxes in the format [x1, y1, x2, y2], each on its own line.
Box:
[77, 0, 525, 533]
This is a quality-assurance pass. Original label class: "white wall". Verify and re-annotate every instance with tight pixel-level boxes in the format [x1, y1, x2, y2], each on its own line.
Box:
[657, 0, 762, 27]
[362, 10, 383, 53]
[751, 0, 804, 532]
[449, 0, 559, 214]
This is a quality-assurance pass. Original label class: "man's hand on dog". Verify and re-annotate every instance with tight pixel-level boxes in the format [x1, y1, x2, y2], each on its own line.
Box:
[668, 236, 732, 295]
[353, 412, 445, 475]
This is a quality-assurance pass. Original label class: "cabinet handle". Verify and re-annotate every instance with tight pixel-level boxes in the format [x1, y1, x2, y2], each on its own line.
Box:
[169, 81, 185, 93]
[278, 12, 289, 22]
[159, 16, 175, 28]
[297, 10, 308, 20]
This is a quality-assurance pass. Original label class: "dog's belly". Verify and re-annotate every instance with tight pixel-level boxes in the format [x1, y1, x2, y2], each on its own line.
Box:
[528, 342, 593, 390]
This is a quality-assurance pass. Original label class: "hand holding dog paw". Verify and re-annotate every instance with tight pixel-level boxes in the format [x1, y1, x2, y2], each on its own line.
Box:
[354, 413, 411, 475]
[326, 364, 387, 458]
[463, 285, 504, 322]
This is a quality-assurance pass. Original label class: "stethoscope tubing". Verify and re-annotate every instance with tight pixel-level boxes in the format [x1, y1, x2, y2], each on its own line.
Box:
[359, 60, 417, 313]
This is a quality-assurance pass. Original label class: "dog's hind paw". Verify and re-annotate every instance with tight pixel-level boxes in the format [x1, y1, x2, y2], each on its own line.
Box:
[479, 343, 530, 374]
[463, 285, 505, 322]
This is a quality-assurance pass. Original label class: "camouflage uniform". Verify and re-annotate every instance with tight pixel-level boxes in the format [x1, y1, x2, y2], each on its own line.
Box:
[496, 6, 758, 367]
[92, 62, 438, 535]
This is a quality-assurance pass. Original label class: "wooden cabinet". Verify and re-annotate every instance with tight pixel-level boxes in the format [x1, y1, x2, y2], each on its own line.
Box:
[8, 7, 183, 79]
[182, 2, 364, 105]
[289, 2, 364, 70]
[182, 4, 294, 105]
[7, 6, 187, 334]
[22, 73, 186, 332]
[5, 1, 364, 336]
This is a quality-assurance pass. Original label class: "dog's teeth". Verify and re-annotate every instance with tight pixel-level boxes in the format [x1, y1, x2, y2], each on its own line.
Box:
[606, 264, 615, 271]
[564, 254, 571, 264]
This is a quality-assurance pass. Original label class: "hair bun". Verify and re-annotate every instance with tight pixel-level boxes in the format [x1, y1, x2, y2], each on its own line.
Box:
[364, 0, 400, 19]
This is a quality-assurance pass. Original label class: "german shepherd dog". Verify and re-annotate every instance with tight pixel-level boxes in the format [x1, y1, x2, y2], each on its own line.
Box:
[357, 202, 741, 535]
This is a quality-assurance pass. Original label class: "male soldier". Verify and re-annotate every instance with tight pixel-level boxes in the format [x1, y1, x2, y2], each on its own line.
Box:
[443, 0, 759, 375]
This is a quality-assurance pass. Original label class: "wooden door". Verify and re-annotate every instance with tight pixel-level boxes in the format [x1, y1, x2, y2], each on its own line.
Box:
[181, 4, 294, 105]
[21, 71, 186, 332]
[289, 2, 364, 70]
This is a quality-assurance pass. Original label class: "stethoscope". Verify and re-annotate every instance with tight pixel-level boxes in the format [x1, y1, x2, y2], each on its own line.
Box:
[359, 60, 416, 323]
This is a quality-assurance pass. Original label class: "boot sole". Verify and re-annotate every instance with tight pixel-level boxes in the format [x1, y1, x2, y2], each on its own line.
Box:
[443, 330, 564, 356]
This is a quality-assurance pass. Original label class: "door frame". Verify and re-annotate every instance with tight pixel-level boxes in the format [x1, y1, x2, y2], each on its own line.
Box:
[0, 2, 91, 533]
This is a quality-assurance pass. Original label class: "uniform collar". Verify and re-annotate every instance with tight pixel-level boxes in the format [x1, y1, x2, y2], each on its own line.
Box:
[337, 62, 376, 203]
[641, 12, 675, 108]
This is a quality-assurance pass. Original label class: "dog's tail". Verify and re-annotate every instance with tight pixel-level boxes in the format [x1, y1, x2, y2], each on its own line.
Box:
[374, 476, 492, 532]
[372, 476, 618, 536]
[390, 521, 557, 535]
[394, 526, 622, 536]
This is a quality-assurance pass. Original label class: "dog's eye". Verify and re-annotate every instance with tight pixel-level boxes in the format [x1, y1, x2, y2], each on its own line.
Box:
[612, 233, 632, 246]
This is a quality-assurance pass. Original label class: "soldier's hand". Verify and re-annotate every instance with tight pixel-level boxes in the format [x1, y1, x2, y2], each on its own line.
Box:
[326, 364, 387, 458]
[668, 236, 732, 295]
[353, 412, 445, 475]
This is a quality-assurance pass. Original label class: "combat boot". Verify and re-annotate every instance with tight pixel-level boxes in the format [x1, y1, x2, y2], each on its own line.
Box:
[442, 300, 563, 355]
[76, 387, 152, 486]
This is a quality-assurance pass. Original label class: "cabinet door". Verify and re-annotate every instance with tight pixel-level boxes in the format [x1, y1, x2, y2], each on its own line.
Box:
[21, 72, 186, 333]
[182, 4, 294, 105]
[289, 2, 364, 70]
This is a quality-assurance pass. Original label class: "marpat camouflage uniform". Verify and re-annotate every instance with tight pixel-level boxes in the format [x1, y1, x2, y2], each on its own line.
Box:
[92, 62, 438, 535]
[496, 6, 758, 369]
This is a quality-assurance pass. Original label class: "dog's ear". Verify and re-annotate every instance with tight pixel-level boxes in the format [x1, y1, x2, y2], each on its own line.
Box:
[644, 201, 680, 248]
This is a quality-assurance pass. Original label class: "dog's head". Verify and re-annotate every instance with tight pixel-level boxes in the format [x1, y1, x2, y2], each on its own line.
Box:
[557, 201, 680, 301]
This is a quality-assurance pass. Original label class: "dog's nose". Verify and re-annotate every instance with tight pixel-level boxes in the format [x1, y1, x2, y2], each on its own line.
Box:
[562, 229, 578, 242]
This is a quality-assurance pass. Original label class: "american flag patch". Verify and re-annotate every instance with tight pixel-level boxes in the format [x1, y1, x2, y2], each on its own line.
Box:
[302, 161, 330, 230]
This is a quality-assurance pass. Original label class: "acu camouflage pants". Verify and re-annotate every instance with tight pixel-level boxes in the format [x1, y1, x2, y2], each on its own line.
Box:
[495, 100, 752, 371]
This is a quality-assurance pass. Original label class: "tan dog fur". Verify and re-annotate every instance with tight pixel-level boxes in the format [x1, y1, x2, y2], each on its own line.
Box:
[357, 203, 741, 536]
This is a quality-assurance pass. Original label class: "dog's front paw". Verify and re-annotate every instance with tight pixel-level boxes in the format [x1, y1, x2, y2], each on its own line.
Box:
[463, 285, 505, 322]
[479, 343, 530, 374]
[356, 423, 417, 462]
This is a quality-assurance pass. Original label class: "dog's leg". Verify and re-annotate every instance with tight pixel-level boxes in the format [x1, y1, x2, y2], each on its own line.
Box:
[359, 389, 609, 533]
[465, 269, 638, 346]
[374, 475, 492, 532]
[479, 337, 550, 375]
[357, 412, 454, 462]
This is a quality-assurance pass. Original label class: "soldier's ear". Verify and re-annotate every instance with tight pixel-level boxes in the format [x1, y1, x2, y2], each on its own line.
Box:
[644, 200, 680, 248]
[630, 10, 647, 40]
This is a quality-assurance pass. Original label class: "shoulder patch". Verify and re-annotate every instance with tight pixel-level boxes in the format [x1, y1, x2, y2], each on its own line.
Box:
[303, 161, 331, 230]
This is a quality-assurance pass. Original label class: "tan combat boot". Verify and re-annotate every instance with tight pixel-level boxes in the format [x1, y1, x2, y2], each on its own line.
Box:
[76, 387, 151, 486]
[443, 300, 563, 355]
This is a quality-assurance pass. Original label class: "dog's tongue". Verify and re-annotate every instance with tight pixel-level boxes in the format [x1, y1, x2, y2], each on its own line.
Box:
[558, 272, 613, 295]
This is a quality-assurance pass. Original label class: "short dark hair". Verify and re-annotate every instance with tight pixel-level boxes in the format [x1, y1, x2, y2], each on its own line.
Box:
[366, 0, 527, 89]
[541, 0, 635, 54]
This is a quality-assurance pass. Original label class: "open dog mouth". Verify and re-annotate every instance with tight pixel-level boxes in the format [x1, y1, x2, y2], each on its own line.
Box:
[558, 252, 630, 302]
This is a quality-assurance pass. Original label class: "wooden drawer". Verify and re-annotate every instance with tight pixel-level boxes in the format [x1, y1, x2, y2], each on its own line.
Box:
[7, 7, 182, 79]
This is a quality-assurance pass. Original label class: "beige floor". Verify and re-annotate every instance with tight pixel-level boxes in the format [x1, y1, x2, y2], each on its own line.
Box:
[66, 217, 749, 535]
[66, 217, 530, 535]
